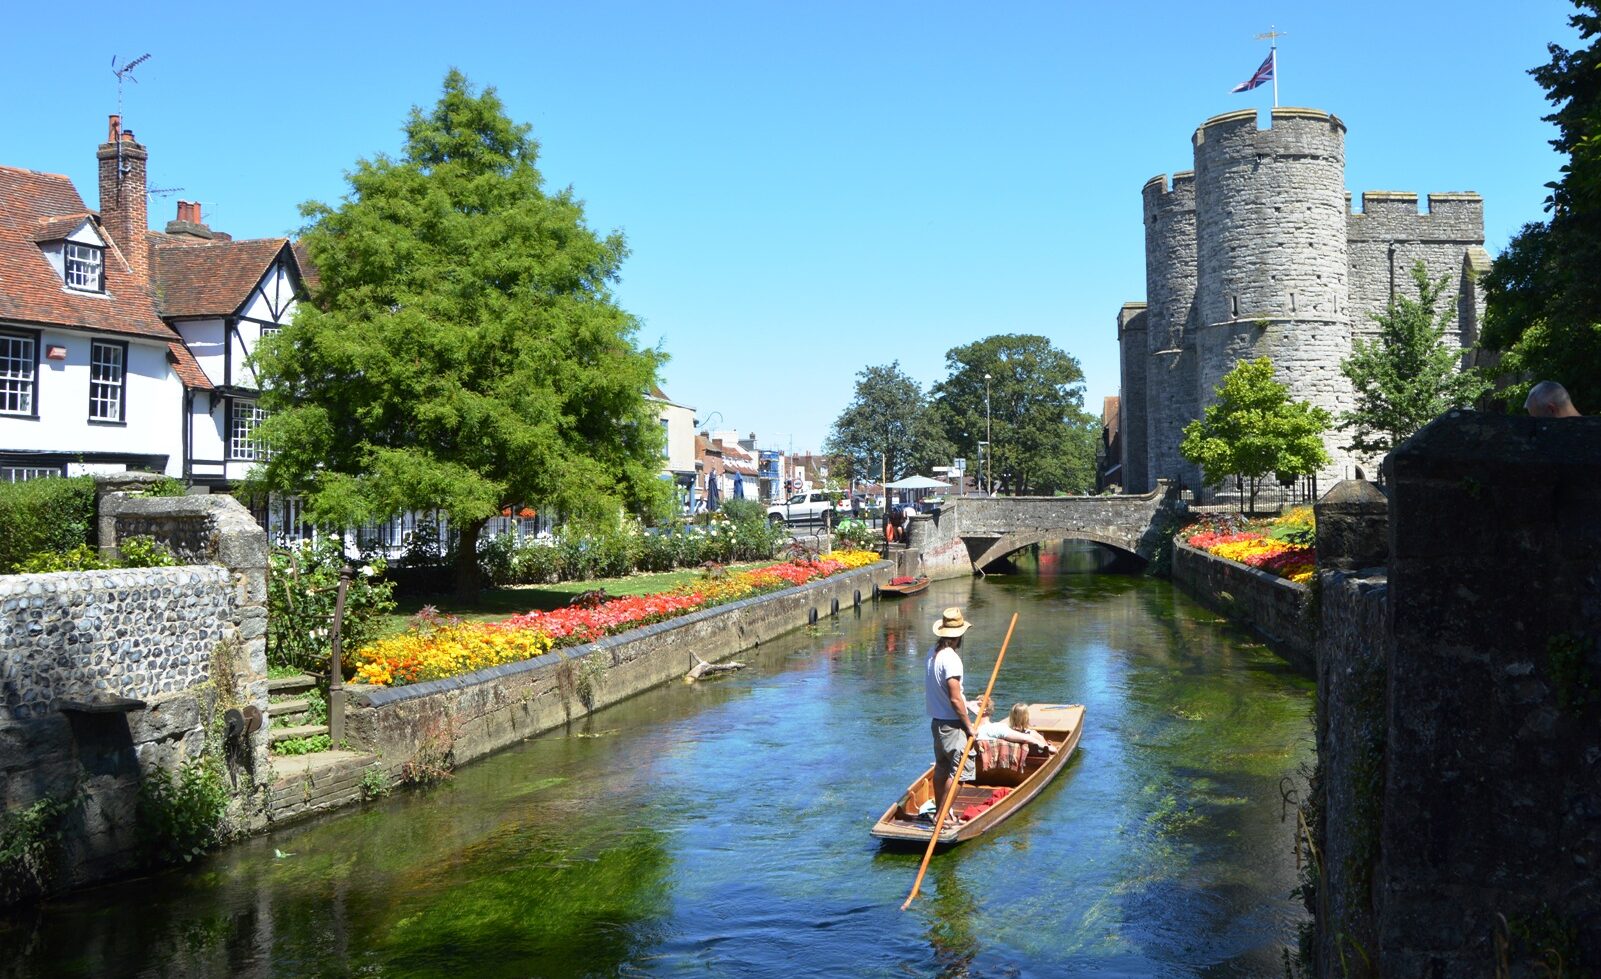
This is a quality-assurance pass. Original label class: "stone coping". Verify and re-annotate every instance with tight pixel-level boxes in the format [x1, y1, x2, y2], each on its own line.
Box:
[1173, 538, 1310, 594]
[347, 562, 889, 708]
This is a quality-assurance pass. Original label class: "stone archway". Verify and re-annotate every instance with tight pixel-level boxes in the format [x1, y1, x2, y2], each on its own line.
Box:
[965, 529, 1144, 573]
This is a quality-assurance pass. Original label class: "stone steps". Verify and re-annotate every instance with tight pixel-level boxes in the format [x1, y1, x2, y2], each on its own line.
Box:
[268, 673, 318, 696]
[271, 697, 312, 722]
[268, 723, 330, 746]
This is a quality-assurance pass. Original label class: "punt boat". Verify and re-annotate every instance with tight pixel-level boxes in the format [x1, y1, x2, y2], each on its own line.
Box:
[878, 575, 931, 597]
[870, 703, 1085, 846]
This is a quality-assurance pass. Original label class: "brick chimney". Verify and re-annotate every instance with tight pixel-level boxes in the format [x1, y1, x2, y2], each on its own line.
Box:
[96, 114, 149, 285]
[164, 199, 214, 240]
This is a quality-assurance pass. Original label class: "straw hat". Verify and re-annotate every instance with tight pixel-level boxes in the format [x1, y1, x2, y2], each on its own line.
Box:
[932, 607, 971, 638]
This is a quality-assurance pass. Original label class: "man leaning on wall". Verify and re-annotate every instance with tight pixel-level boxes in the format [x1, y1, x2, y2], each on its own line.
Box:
[1524, 381, 1583, 418]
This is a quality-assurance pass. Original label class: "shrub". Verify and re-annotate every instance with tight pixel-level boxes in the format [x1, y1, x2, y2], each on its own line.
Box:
[0, 476, 96, 572]
[512, 539, 560, 584]
[11, 544, 110, 573]
[478, 531, 519, 585]
[832, 519, 877, 551]
[268, 537, 396, 675]
[118, 535, 178, 568]
[0, 792, 76, 904]
[138, 760, 228, 866]
[134, 477, 189, 498]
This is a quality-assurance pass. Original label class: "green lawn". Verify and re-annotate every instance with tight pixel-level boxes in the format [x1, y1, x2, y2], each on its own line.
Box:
[378, 562, 769, 637]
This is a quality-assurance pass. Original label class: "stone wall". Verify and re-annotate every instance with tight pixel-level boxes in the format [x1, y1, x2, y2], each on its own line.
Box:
[0, 478, 269, 900]
[1374, 412, 1601, 975]
[1313, 568, 1389, 978]
[344, 564, 894, 773]
[0, 566, 230, 722]
[1170, 539, 1313, 668]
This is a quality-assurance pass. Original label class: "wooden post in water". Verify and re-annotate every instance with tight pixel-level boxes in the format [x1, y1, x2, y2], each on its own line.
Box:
[329, 565, 352, 745]
[901, 611, 1018, 911]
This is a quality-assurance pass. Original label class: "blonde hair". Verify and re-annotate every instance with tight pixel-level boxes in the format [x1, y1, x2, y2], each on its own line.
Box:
[1009, 703, 1031, 731]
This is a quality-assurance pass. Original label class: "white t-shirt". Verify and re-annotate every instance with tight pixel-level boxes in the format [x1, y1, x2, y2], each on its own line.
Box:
[977, 719, 1014, 740]
[925, 645, 963, 720]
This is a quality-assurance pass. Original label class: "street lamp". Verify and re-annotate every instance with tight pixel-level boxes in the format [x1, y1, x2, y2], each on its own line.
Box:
[984, 372, 992, 495]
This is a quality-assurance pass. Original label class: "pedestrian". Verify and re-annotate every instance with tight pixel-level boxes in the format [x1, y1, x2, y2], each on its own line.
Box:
[925, 607, 985, 822]
[1525, 380, 1583, 418]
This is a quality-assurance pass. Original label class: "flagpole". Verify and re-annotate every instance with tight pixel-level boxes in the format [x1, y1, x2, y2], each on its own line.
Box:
[1272, 44, 1278, 108]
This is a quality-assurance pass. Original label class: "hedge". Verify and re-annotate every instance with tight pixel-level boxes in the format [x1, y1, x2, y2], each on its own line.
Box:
[0, 476, 97, 572]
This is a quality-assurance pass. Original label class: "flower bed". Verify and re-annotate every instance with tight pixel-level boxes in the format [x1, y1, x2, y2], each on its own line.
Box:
[1183, 508, 1316, 584]
[351, 550, 882, 687]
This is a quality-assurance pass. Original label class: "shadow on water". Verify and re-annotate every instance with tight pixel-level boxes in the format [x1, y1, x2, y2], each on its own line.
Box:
[3, 552, 1314, 978]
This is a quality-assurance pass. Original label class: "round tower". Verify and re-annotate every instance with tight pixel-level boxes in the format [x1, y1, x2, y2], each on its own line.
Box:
[1142, 171, 1201, 491]
[1193, 107, 1354, 487]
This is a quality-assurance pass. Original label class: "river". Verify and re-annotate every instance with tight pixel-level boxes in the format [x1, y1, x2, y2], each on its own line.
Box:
[2, 546, 1314, 978]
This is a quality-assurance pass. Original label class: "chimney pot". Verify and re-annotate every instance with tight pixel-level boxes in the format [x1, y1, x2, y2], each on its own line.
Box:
[122, 130, 136, 143]
[107, 114, 121, 143]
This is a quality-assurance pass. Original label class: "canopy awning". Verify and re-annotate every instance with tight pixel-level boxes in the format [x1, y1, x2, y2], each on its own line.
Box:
[882, 475, 952, 490]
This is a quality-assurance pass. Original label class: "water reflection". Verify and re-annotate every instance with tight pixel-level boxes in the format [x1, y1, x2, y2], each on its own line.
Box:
[3, 569, 1313, 977]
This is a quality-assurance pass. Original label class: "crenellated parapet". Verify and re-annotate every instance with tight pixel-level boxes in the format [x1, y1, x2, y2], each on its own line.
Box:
[1346, 190, 1487, 342]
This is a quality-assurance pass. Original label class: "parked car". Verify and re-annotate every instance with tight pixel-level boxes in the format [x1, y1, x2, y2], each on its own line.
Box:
[767, 491, 839, 528]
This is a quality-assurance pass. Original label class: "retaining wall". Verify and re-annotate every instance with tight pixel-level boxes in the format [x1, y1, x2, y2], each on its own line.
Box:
[1171, 539, 1313, 668]
[344, 563, 897, 777]
[0, 476, 268, 899]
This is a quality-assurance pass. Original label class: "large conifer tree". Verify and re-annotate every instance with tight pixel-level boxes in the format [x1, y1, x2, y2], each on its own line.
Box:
[255, 71, 667, 597]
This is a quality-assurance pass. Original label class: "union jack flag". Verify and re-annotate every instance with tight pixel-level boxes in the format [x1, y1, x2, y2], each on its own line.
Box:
[1230, 51, 1275, 93]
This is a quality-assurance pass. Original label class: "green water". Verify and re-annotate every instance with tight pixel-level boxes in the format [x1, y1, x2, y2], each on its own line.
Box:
[1, 552, 1314, 977]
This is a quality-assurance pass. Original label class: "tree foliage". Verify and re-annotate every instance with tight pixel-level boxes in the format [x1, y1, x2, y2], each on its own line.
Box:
[823, 362, 952, 483]
[254, 71, 667, 597]
[1180, 358, 1332, 513]
[1339, 262, 1491, 457]
[931, 334, 1097, 495]
[1480, 1, 1601, 412]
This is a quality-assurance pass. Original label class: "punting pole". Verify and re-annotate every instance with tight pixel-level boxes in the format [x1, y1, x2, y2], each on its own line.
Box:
[901, 611, 1019, 911]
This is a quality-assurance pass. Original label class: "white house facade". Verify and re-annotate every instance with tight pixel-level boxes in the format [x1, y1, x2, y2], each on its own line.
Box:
[0, 120, 188, 480]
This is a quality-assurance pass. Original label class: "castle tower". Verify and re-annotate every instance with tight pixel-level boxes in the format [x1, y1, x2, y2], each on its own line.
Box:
[1116, 303, 1148, 492]
[1193, 108, 1355, 484]
[1141, 171, 1200, 491]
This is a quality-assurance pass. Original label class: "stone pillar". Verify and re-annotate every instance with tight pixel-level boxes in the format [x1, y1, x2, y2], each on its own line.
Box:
[1377, 410, 1601, 975]
[1314, 479, 1388, 571]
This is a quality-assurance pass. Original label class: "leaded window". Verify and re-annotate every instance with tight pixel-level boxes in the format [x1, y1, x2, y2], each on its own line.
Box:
[89, 341, 124, 422]
[0, 333, 37, 415]
[65, 243, 104, 292]
[229, 399, 268, 460]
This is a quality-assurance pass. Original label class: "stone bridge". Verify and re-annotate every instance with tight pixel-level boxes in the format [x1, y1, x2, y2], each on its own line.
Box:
[903, 482, 1184, 578]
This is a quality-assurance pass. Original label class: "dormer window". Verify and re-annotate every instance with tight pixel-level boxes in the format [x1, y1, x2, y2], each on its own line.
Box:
[64, 242, 104, 292]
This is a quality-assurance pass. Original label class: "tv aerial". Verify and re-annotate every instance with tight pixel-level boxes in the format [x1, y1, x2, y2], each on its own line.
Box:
[111, 53, 151, 118]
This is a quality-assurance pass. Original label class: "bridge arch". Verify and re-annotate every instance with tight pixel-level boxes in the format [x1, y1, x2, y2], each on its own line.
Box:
[965, 529, 1144, 573]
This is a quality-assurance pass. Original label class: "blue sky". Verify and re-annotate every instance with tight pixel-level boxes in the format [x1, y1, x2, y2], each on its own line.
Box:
[2, 1, 1581, 453]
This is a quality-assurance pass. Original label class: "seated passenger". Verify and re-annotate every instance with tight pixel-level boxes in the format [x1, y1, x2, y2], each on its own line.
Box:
[978, 703, 1056, 754]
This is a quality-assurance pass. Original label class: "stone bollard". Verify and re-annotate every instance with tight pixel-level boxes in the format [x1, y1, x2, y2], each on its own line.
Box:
[1314, 478, 1388, 571]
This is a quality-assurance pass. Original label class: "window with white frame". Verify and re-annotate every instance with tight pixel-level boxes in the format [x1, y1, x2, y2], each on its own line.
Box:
[1, 464, 62, 482]
[64, 243, 104, 292]
[0, 332, 37, 415]
[89, 341, 125, 422]
[229, 399, 268, 460]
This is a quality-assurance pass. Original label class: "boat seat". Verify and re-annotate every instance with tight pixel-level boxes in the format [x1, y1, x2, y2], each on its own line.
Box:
[974, 738, 1032, 787]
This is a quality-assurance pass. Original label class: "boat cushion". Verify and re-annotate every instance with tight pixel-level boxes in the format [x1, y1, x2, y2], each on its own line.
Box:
[890, 576, 917, 585]
[974, 738, 1031, 787]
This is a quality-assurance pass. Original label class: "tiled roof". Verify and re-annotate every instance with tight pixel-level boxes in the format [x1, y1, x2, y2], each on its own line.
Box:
[150, 237, 290, 318]
[0, 165, 174, 340]
[291, 240, 319, 293]
[32, 213, 92, 242]
[166, 341, 213, 390]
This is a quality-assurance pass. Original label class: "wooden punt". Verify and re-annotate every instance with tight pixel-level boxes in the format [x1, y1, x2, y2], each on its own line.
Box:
[870, 703, 1085, 846]
[878, 575, 931, 597]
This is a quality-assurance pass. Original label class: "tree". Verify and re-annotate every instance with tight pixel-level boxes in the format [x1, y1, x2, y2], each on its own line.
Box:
[1339, 262, 1491, 457]
[254, 71, 668, 599]
[1180, 358, 1332, 514]
[1480, 1, 1601, 412]
[823, 363, 951, 484]
[930, 335, 1098, 495]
